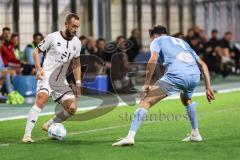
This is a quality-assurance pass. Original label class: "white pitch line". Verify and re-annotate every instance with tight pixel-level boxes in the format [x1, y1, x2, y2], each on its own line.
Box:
[0, 143, 10, 147]
[0, 87, 240, 122]
[0, 102, 127, 122]
[215, 87, 240, 93]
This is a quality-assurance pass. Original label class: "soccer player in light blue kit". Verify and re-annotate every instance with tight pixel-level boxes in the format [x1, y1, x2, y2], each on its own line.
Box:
[113, 25, 215, 146]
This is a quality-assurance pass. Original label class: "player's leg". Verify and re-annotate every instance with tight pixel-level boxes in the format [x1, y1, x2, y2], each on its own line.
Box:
[23, 91, 49, 142]
[43, 94, 77, 131]
[112, 85, 167, 146]
[180, 91, 202, 142]
[127, 85, 167, 138]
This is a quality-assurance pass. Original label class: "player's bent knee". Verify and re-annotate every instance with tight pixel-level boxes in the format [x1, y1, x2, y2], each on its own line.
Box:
[62, 99, 77, 115]
[68, 102, 77, 115]
[35, 92, 48, 108]
[181, 97, 192, 106]
[139, 100, 151, 109]
[180, 92, 191, 106]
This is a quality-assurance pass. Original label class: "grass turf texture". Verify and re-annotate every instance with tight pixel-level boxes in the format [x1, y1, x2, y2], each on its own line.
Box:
[0, 91, 239, 160]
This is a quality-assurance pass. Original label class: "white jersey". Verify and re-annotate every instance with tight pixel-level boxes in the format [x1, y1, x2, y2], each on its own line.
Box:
[36, 31, 81, 101]
[38, 31, 81, 76]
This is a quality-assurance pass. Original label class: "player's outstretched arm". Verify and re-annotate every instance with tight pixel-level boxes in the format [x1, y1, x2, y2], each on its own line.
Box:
[197, 58, 215, 103]
[33, 48, 44, 80]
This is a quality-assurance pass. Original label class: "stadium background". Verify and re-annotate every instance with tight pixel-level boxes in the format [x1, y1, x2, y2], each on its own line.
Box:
[0, 0, 240, 50]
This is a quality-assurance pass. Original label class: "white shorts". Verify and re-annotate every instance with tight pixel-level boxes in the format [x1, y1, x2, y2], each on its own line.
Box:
[36, 74, 75, 103]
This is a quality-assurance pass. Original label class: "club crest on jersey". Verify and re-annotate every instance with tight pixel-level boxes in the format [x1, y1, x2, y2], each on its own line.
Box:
[57, 42, 61, 47]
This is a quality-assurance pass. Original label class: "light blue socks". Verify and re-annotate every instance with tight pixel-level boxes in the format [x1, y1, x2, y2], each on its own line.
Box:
[185, 102, 198, 130]
[127, 107, 148, 138]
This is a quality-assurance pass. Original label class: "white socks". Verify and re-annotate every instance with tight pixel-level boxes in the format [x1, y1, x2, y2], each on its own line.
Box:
[24, 105, 42, 137]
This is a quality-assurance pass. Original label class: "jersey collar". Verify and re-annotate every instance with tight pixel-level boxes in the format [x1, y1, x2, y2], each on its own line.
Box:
[60, 31, 74, 41]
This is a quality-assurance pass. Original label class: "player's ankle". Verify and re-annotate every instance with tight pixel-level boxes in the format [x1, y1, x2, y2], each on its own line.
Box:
[127, 131, 136, 139]
[23, 133, 31, 138]
[191, 128, 200, 136]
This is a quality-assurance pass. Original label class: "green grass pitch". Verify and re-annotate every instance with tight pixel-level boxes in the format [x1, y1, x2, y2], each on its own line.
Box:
[0, 91, 240, 160]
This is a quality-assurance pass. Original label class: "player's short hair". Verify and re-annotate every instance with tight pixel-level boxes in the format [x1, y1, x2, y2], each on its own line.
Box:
[149, 25, 167, 37]
[33, 32, 43, 39]
[2, 27, 10, 32]
[65, 13, 80, 23]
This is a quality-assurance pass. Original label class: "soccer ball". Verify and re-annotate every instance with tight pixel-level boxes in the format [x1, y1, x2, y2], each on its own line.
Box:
[48, 123, 67, 140]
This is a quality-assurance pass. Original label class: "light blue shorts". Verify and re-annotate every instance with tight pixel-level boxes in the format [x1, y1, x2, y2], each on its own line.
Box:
[155, 74, 200, 99]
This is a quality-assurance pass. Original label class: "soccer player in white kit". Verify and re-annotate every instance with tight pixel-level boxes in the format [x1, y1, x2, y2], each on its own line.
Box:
[22, 13, 82, 143]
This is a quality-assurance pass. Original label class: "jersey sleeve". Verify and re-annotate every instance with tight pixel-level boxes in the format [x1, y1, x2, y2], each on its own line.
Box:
[73, 40, 81, 58]
[37, 34, 52, 52]
[150, 39, 161, 53]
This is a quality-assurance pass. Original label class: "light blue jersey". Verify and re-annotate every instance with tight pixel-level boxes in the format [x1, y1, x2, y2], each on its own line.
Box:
[150, 35, 201, 99]
[150, 35, 201, 76]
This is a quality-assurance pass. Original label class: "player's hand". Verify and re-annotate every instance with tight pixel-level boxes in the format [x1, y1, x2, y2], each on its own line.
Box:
[36, 68, 44, 80]
[206, 87, 215, 103]
[140, 85, 150, 100]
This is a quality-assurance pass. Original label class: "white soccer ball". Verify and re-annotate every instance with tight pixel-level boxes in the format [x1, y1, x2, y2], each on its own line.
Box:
[48, 123, 67, 140]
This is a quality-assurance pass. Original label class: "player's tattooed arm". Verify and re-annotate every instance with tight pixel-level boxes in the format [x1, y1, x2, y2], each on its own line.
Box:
[33, 48, 44, 80]
[143, 51, 159, 91]
[197, 58, 215, 103]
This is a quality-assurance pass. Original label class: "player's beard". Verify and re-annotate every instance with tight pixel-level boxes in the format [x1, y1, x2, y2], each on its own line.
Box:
[66, 28, 76, 39]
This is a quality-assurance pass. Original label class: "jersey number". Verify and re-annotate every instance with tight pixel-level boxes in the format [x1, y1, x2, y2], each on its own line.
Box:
[170, 37, 187, 50]
[60, 52, 71, 62]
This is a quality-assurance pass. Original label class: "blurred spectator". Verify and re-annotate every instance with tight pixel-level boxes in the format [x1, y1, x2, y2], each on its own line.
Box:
[24, 32, 44, 65]
[86, 37, 97, 54]
[207, 29, 219, 49]
[127, 28, 142, 62]
[217, 32, 235, 77]
[10, 33, 21, 61]
[111, 36, 136, 93]
[116, 35, 125, 48]
[0, 32, 15, 94]
[79, 35, 89, 55]
[173, 32, 184, 39]
[204, 29, 220, 73]
[95, 38, 113, 67]
[0, 27, 21, 69]
[219, 32, 233, 58]
[189, 36, 201, 54]
[185, 28, 195, 45]
[95, 38, 107, 60]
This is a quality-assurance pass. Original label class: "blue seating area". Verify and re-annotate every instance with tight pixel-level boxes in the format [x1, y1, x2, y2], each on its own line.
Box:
[12, 75, 37, 97]
[83, 74, 108, 94]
